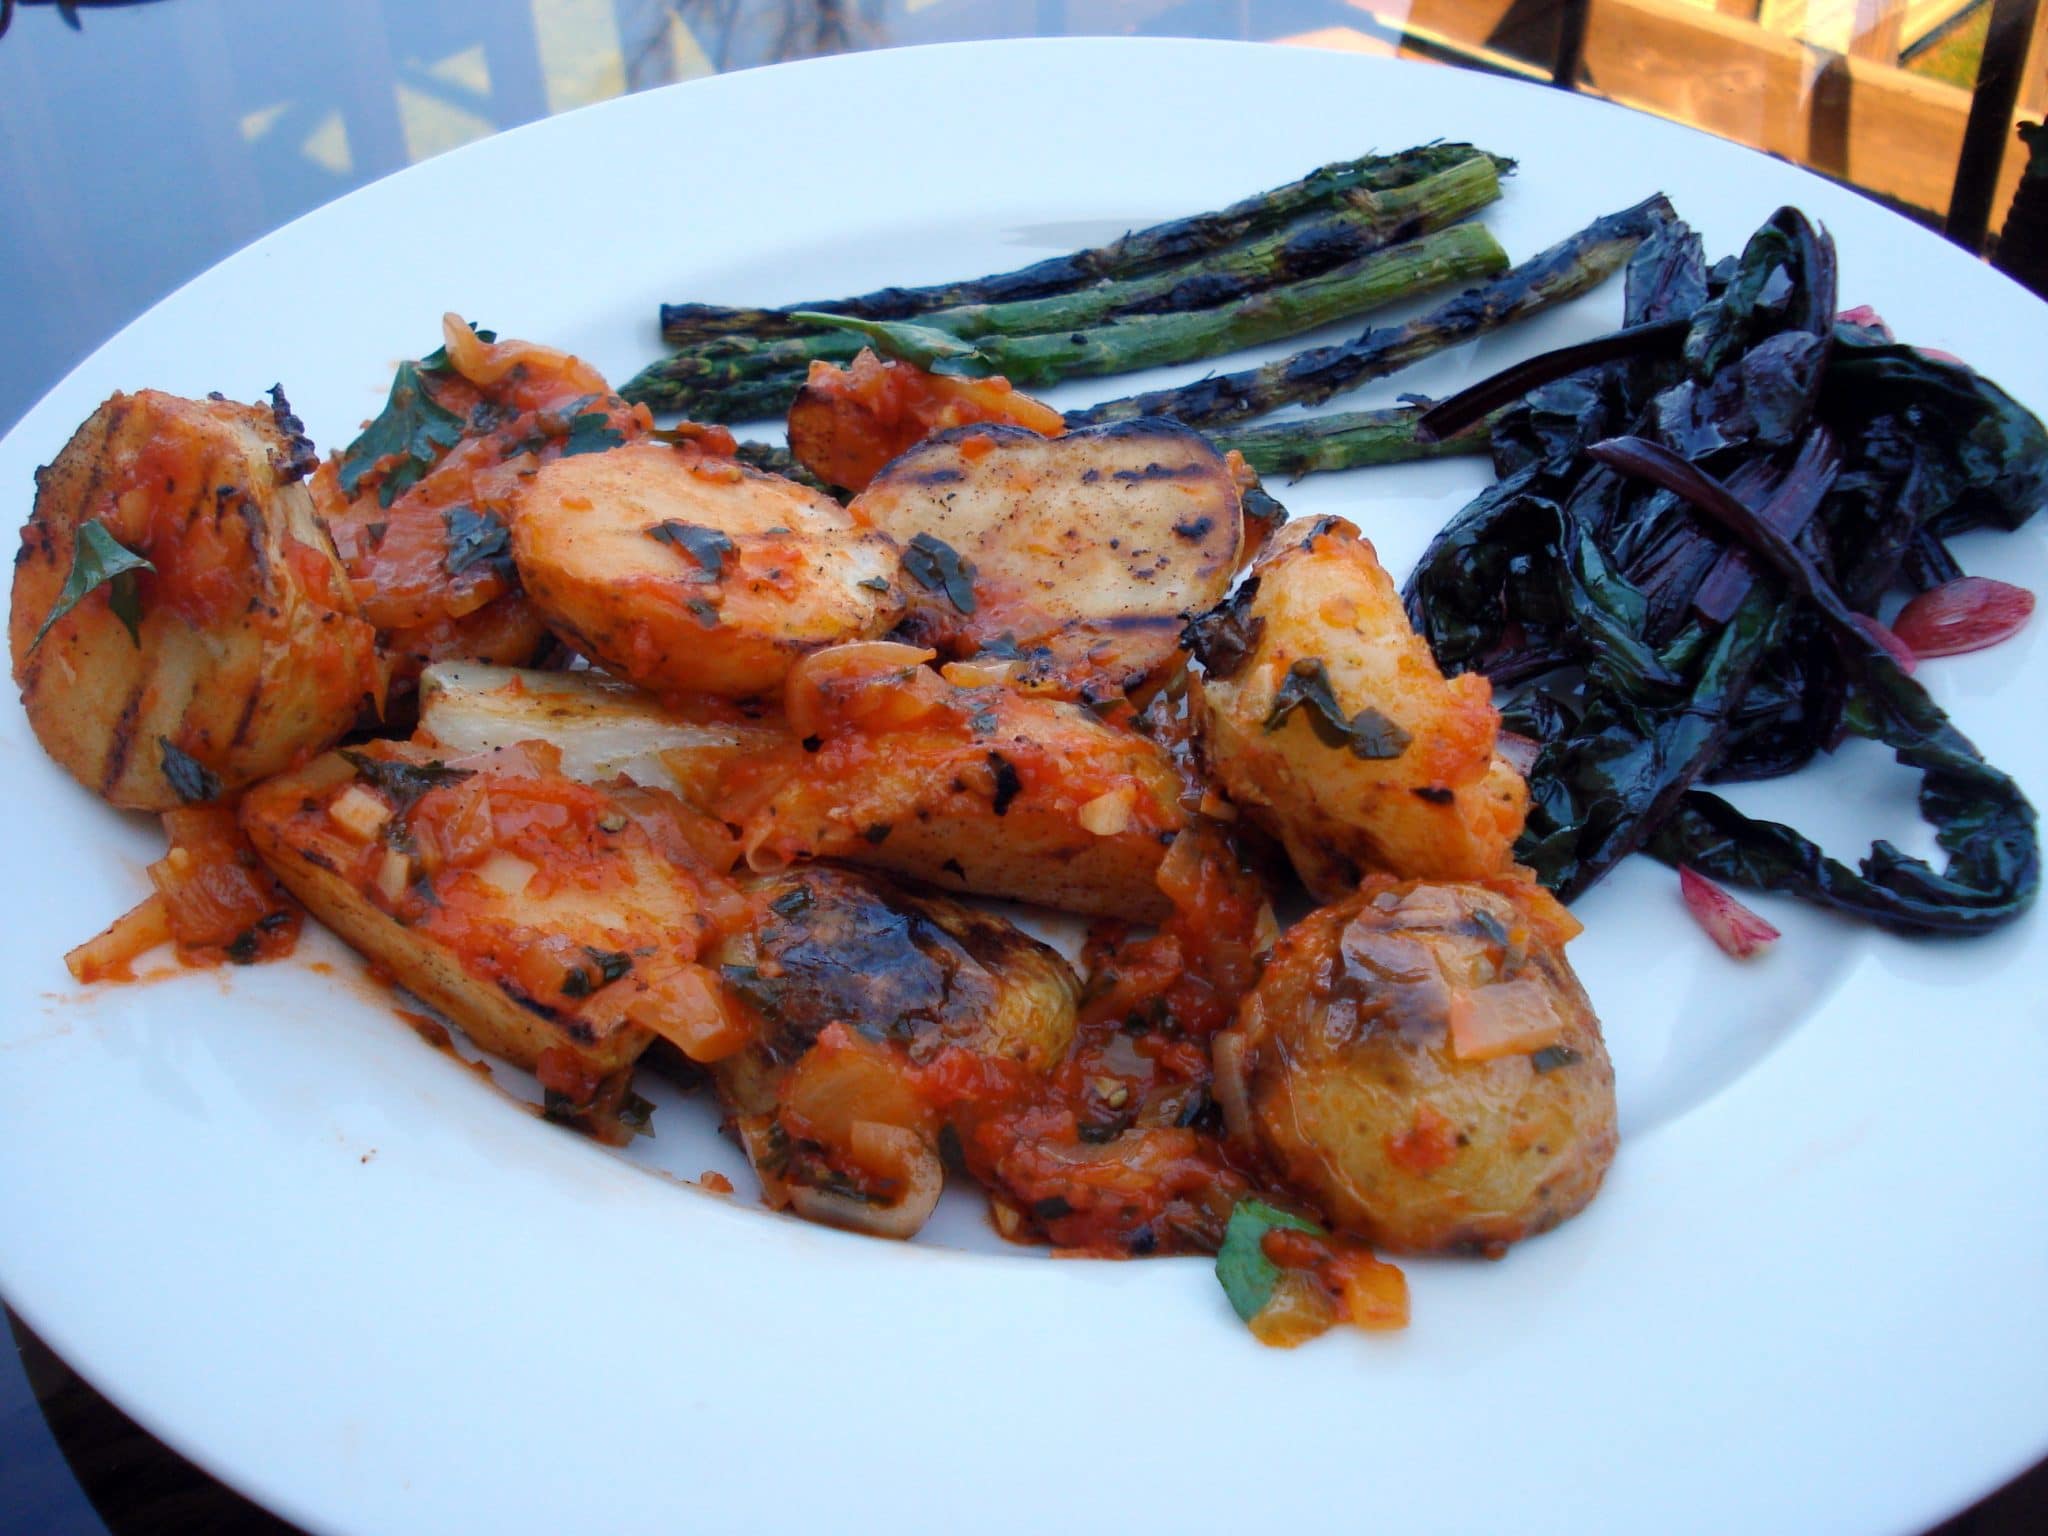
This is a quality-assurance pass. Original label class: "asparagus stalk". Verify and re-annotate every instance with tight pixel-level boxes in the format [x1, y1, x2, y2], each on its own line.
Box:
[1065, 195, 1676, 430]
[662, 155, 1503, 354]
[736, 404, 1493, 499]
[797, 222, 1506, 389]
[656, 143, 1514, 346]
[1212, 404, 1495, 477]
[622, 158, 1506, 416]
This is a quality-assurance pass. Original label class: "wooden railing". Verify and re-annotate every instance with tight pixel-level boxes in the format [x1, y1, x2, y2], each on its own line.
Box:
[1288, 0, 2047, 239]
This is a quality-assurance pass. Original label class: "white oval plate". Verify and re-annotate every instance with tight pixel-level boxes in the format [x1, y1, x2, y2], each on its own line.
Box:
[3, 38, 2045, 1536]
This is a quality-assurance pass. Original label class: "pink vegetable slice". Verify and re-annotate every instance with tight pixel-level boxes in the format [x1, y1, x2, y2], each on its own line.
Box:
[1891, 577, 2035, 658]
[1679, 866, 1780, 959]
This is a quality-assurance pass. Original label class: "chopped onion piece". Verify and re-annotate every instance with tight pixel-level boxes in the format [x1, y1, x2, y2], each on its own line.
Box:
[1679, 866, 1780, 959]
[1446, 976, 1565, 1061]
[473, 850, 537, 897]
[1890, 577, 2034, 658]
[1078, 783, 1137, 836]
[327, 784, 392, 842]
[374, 848, 412, 904]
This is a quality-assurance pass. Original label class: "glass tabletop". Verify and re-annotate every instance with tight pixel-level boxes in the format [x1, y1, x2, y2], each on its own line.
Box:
[2, 4, 2043, 1533]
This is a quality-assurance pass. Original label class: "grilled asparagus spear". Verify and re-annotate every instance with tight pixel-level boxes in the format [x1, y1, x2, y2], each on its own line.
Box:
[623, 159, 1506, 417]
[629, 223, 1507, 419]
[733, 403, 1490, 496]
[1216, 404, 1494, 477]
[656, 142, 1514, 347]
[1064, 196, 1675, 429]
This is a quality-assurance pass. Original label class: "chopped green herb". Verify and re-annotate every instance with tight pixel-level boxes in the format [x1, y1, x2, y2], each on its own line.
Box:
[647, 520, 735, 581]
[560, 967, 595, 999]
[857, 576, 891, 593]
[686, 596, 720, 627]
[987, 751, 1022, 815]
[720, 963, 783, 1021]
[31, 520, 154, 652]
[902, 531, 978, 615]
[769, 886, 814, 918]
[616, 1091, 656, 1138]
[1181, 578, 1264, 681]
[1471, 909, 1511, 948]
[337, 360, 467, 506]
[338, 750, 474, 812]
[862, 822, 894, 844]
[540, 1088, 586, 1125]
[1215, 1199, 1324, 1324]
[159, 739, 223, 804]
[1263, 658, 1411, 759]
[584, 948, 633, 985]
[560, 410, 626, 458]
[442, 505, 515, 581]
[1530, 1045, 1580, 1073]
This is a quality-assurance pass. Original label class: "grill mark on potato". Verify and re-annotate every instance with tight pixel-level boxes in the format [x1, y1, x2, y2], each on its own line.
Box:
[235, 498, 271, 586]
[228, 679, 263, 749]
[1111, 461, 1206, 482]
[97, 682, 145, 797]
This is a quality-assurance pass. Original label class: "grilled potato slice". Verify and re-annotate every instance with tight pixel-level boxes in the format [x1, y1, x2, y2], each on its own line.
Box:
[1189, 515, 1527, 900]
[850, 419, 1243, 701]
[717, 642, 1190, 920]
[1218, 877, 1613, 1256]
[714, 863, 1080, 1239]
[512, 440, 904, 699]
[241, 739, 746, 1087]
[11, 390, 380, 810]
[417, 660, 783, 810]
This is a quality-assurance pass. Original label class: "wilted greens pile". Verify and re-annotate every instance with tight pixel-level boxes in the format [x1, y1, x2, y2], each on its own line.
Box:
[1404, 206, 2048, 932]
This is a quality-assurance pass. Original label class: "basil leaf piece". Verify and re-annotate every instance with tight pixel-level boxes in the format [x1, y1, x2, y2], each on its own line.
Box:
[1180, 577, 1264, 681]
[584, 947, 633, 985]
[1215, 1199, 1324, 1324]
[337, 750, 474, 812]
[615, 1091, 656, 1138]
[31, 520, 155, 652]
[561, 411, 626, 458]
[337, 360, 466, 504]
[768, 885, 814, 918]
[1262, 657, 1411, 759]
[902, 532, 978, 615]
[159, 739, 224, 804]
[647, 521, 735, 581]
[443, 505, 515, 581]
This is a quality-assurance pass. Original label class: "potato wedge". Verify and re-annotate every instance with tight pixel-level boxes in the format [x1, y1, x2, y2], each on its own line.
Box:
[241, 740, 745, 1086]
[417, 660, 783, 809]
[850, 419, 1242, 700]
[1219, 876, 1613, 1255]
[12, 390, 380, 810]
[1190, 515, 1527, 900]
[512, 440, 904, 699]
[712, 863, 1081, 1239]
[714, 642, 1190, 920]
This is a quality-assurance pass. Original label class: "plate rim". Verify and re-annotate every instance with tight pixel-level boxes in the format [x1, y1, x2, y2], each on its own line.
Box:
[3, 36, 2045, 1536]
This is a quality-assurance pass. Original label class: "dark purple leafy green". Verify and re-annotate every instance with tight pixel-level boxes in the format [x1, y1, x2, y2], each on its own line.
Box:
[1404, 205, 2045, 934]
